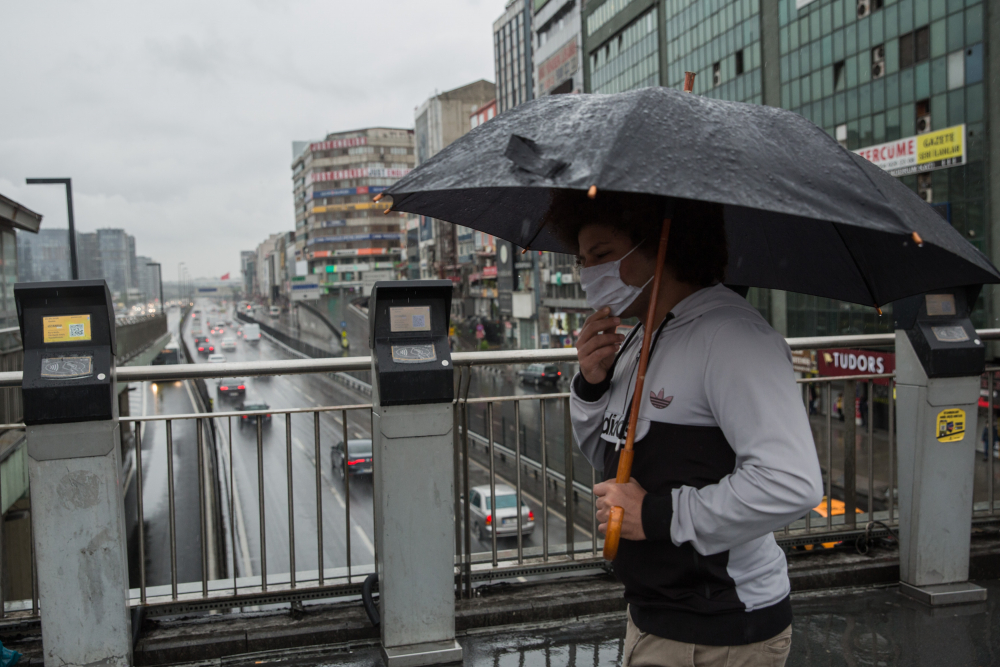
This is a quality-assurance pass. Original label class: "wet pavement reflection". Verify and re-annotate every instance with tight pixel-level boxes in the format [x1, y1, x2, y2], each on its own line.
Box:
[216, 579, 1000, 666]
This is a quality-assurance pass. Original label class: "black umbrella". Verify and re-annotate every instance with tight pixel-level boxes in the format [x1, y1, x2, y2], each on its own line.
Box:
[379, 80, 999, 561]
[381, 85, 999, 308]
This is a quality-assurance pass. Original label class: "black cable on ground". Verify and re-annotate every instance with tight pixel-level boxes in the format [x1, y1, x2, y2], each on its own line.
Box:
[362, 573, 380, 628]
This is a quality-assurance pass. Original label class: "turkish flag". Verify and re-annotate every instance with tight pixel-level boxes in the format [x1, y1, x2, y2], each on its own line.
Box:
[220, 273, 230, 280]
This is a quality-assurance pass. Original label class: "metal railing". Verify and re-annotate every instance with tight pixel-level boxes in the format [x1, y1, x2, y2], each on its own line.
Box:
[2, 329, 1000, 621]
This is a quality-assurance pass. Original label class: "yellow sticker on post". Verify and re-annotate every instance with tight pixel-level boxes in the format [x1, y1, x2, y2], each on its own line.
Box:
[42, 314, 92, 344]
[936, 408, 966, 442]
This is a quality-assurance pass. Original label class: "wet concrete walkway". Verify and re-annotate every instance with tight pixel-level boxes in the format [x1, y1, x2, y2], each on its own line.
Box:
[192, 579, 1000, 667]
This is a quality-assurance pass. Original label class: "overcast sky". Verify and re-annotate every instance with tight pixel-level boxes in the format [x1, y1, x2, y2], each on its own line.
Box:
[1, 1, 501, 280]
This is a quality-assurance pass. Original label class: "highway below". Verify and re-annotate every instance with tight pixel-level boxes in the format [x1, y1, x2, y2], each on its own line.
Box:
[126, 299, 592, 594]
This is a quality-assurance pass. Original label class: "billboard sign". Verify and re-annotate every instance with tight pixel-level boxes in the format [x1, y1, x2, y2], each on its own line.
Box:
[309, 167, 411, 184]
[310, 136, 367, 152]
[818, 348, 895, 385]
[362, 270, 395, 296]
[854, 124, 965, 176]
[312, 185, 388, 199]
[290, 275, 321, 301]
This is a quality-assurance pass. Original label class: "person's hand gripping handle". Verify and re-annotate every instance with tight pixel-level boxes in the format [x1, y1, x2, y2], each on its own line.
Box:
[602, 217, 671, 561]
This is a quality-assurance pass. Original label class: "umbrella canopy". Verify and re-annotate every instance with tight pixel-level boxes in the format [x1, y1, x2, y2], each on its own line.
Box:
[383, 87, 999, 307]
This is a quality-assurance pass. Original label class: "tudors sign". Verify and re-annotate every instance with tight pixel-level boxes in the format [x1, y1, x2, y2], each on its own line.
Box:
[818, 348, 895, 385]
[854, 124, 965, 176]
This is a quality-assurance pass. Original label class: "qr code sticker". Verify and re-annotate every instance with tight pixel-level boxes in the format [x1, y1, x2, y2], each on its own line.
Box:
[412, 314, 426, 328]
[69, 323, 85, 338]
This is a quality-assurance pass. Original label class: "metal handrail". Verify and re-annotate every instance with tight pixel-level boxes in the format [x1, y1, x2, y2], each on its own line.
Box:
[0, 328, 996, 388]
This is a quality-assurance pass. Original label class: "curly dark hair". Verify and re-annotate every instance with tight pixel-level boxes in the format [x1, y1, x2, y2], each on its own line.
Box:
[544, 190, 728, 287]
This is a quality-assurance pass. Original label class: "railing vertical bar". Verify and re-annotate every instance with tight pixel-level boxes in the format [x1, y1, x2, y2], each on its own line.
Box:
[514, 399, 523, 565]
[342, 410, 351, 583]
[166, 420, 178, 600]
[29, 506, 37, 616]
[462, 400, 472, 598]
[591, 467, 597, 556]
[0, 427, 4, 619]
[286, 414, 295, 589]
[229, 416, 237, 596]
[134, 420, 147, 604]
[541, 400, 549, 562]
[314, 411, 324, 586]
[453, 369, 464, 591]
[256, 415, 267, 592]
[888, 379, 895, 523]
[826, 382, 833, 530]
[196, 418, 208, 597]
[867, 381, 874, 522]
[989, 371, 995, 515]
[564, 396, 574, 559]
[487, 402, 498, 568]
[844, 380, 857, 529]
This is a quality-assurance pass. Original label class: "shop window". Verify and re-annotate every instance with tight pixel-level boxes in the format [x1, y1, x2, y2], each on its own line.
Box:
[899, 26, 930, 69]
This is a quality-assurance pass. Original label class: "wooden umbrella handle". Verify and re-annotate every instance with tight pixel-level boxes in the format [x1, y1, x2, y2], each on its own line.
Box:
[603, 217, 672, 560]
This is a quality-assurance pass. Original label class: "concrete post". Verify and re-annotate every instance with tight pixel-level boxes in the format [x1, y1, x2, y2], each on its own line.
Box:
[28, 419, 132, 666]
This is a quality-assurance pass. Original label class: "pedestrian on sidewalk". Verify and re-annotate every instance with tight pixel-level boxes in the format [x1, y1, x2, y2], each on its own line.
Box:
[836, 393, 844, 422]
[562, 195, 823, 667]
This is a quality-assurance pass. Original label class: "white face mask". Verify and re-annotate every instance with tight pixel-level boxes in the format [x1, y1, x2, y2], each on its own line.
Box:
[579, 243, 653, 316]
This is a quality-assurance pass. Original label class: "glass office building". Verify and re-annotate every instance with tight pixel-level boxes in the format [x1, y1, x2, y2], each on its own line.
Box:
[582, 0, 998, 338]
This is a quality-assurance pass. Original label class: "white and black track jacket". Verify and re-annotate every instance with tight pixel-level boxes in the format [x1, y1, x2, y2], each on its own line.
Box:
[571, 283, 823, 646]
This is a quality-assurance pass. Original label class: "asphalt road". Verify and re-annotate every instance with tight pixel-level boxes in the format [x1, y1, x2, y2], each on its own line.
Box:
[130, 299, 592, 591]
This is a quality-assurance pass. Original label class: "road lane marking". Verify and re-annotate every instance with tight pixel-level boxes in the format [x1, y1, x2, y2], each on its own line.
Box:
[353, 525, 375, 555]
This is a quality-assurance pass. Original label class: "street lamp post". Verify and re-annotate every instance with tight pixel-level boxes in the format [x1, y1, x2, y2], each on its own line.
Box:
[26, 178, 79, 279]
[147, 262, 164, 314]
[178, 262, 186, 305]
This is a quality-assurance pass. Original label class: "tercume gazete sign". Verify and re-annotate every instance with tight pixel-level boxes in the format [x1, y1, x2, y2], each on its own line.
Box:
[854, 124, 965, 176]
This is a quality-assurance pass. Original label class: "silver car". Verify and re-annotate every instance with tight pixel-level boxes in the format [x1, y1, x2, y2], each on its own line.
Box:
[467, 484, 535, 540]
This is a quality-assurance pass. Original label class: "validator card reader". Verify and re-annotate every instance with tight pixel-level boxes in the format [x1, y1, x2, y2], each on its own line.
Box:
[894, 286, 987, 605]
[368, 279, 454, 406]
[369, 279, 461, 666]
[15, 279, 132, 666]
[16, 279, 117, 425]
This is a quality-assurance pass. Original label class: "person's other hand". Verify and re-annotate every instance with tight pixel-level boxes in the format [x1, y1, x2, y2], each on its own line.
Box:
[576, 307, 624, 384]
[594, 477, 647, 541]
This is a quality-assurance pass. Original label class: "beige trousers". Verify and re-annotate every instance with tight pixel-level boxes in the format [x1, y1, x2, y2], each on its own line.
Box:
[622, 608, 792, 667]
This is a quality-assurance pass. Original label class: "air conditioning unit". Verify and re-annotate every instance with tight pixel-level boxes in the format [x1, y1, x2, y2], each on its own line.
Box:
[919, 188, 933, 203]
[713, 70, 721, 86]
[917, 114, 932, 134]
[871, 45, 885, 79]
[858, 0, 871, 18]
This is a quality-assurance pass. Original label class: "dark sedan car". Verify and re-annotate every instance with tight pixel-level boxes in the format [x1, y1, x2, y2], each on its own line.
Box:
[237, 401, 271, 429]
[332, 439, 373, 478]
[216, 377, 246, 400]
[517, 363, 562, 387]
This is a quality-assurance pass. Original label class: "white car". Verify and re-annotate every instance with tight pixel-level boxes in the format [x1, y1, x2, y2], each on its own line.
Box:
[207, 353, 227, 363]
[221, 337, 237, 351]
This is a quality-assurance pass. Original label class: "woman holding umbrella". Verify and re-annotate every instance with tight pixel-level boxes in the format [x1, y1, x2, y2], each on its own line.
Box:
[562, 191, 823, 666]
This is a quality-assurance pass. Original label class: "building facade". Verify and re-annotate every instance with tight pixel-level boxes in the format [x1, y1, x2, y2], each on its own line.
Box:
[135, 255, 161, 309]
[291, 128, 415, 306]
[495, 0, 536, 112]
[16, 228, 71, 283]
[414, 81, 497, 295]
[0, 194, 42, 329]
[533, 0, 584, 96]
[581, 0, 997, 337]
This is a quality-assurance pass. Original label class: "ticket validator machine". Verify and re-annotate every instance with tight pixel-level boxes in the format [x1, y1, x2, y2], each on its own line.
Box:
[15, 280, 132, 666]
[369, 280, 461, 666]
[895, 287, 987, 605]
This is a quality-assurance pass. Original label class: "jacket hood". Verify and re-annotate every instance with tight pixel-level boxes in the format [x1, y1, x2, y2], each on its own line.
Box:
[666, 283, 763, 330]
